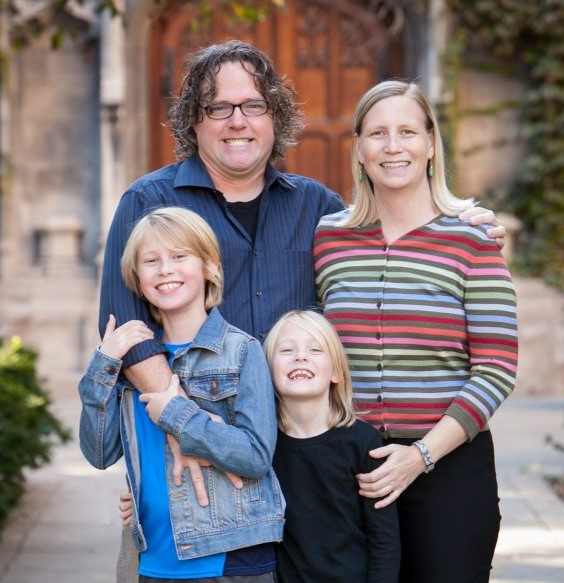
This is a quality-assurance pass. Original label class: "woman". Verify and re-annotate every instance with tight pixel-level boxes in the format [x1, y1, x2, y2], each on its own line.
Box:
[314, 80, 518, 583]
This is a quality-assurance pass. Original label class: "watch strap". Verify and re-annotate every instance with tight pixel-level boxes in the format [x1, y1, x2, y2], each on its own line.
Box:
[413, 439, 435, 473]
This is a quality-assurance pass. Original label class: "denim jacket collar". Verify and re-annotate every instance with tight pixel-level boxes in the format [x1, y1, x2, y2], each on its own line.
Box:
[156, 307, 230, 355]
[190, 307, 230, 353]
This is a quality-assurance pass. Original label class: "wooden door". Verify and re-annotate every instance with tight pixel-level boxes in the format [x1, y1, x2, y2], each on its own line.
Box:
[149, 0, 403, 202]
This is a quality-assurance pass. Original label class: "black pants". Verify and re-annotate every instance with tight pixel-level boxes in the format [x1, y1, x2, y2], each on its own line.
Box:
[388, 431, 501, 583]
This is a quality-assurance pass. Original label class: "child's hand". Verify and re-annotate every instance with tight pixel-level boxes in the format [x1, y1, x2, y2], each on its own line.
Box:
[139, 373, 184, 423]
[99, 315, 154, 360]
[118, 491, 133, 526]
[165, 410, 244, 500]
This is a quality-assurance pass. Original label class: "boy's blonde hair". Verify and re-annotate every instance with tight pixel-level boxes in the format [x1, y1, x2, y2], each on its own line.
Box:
[263, 310, 357, 432]
[121, 207, 223, 324]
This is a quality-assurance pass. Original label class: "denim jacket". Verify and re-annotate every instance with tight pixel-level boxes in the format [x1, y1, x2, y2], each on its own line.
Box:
[78, 307, 285, 561]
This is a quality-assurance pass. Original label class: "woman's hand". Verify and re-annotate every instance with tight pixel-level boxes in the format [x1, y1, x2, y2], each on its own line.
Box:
[356, 443, 427, 509]
[99, 315, 154, 360]
[359, 417, 468, 508]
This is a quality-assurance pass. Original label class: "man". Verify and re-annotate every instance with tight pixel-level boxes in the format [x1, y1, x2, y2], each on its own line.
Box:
[100, 39, 505, 582]
[102, 40, 344, 583]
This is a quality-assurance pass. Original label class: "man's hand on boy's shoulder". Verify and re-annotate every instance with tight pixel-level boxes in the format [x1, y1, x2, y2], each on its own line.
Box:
[458, 206, 506, 249]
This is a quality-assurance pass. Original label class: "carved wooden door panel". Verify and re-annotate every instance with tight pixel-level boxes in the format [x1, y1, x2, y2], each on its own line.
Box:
[149, 0, 403, 202]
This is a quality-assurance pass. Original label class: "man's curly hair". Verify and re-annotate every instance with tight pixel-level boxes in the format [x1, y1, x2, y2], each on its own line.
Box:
[169, 39, 305, 162]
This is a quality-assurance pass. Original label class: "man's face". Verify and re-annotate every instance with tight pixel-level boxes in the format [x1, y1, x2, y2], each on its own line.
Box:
[193, 61, 275, 184]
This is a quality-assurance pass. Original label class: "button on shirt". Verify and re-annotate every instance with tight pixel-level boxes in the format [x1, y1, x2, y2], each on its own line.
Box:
[99, 155, 344, 366]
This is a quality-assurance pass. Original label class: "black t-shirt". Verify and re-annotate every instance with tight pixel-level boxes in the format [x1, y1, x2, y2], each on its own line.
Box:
[226, 192, 262, 240]
[273, 421, 401, 583]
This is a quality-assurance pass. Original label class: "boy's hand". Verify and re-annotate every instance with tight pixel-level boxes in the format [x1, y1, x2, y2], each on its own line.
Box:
[139, 373, 183, 422]
[99, 315, 154, 360]
[119, 492, 133, 526]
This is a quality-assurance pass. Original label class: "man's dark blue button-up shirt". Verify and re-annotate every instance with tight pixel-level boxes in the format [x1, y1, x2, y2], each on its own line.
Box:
[99, 155, 344, 366]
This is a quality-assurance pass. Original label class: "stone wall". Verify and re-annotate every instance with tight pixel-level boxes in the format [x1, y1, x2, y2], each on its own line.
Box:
[453, 70, 526, 204]
[514, 277, 564, 396]
[0, 34, 100, 390]
[453, 66, 564, 395]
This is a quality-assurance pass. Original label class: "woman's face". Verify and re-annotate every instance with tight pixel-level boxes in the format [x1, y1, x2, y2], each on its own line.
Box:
[355, 94, 434, 194]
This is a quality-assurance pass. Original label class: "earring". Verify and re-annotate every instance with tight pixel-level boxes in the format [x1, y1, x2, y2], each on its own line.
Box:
[358, 165, 365, 182]
[427, 159, 434, 178]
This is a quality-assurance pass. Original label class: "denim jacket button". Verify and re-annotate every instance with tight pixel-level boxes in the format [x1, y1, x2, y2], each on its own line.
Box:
[104, 365, 117, 375]
[210, 380, 219, 395]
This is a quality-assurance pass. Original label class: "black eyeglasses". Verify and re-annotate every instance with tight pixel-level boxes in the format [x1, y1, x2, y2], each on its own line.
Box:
[202, 100, 269, 120]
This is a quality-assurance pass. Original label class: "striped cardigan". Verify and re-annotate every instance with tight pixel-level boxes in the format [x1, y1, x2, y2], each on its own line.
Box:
[314, 210, 518, 440]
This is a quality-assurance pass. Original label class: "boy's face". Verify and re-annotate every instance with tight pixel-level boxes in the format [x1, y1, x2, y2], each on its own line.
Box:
[136, 231, 207, 321]
[270, 321, 338, 403]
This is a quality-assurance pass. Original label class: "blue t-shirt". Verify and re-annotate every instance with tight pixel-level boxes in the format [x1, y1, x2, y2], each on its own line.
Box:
[134, 342, 275, 578]
[134, 342, 226, 578]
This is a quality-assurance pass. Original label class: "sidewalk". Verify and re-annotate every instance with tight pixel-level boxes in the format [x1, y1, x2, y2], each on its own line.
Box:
[0, 389, 563, 583]
[489, 396, 564, 583]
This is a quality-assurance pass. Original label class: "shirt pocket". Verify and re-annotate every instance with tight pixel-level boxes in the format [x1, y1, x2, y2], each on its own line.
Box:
[185, 373, 239, 424]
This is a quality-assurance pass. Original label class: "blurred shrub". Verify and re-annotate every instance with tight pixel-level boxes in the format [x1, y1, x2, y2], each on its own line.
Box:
[0, 336, 71, 531]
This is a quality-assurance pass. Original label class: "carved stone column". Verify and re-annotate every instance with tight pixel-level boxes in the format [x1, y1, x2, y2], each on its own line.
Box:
[99, 3, 126, 255]
[426, 0, 448, 104]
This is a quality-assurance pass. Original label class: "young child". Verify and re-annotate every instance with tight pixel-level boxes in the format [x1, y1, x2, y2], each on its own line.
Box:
[263, 310, 401, 583]
[78, 206, 284, 582]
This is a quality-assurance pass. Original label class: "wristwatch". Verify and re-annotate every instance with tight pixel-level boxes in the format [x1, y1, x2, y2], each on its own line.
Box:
[413, 439, 435, 473]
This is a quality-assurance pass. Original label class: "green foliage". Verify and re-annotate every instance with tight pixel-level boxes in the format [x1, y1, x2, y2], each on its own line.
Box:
[447, 0, 564, 289]
[2, 0, 285, 49]
[0, 336, 71, 531]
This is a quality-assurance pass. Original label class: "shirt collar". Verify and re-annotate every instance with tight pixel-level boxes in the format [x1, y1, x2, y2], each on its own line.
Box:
[174, 154, 298, 193]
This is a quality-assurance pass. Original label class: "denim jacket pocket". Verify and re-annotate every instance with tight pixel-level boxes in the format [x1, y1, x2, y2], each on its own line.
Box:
[184, 373, 239, 423]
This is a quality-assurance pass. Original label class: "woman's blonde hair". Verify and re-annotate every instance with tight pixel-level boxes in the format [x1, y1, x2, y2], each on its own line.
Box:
[120, 207, 223, 324]
[345, 79, 474, 227]
[263, 310, 357, 432]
